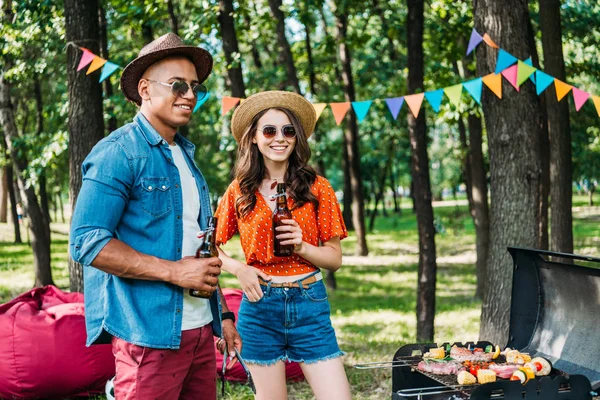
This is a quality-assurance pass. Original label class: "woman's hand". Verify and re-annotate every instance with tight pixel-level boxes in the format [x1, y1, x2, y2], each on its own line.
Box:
[236, 265, 271, 302]
[276, 219, 305, 253]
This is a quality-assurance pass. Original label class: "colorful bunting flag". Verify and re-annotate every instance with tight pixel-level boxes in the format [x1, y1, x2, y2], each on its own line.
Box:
[330, 102, 351, 125]
[424, 90, 444, 112]
[99, 61, 120, 83]
[463, 78, 483, 104]
[221, 97, 240, 115]
[86, 56, 107, 75]
[351, 101, 373, 122]
[482, 73, 503, 99]
[404, 93, 425, 118]
[385, 97, 404, 120]
[313, 103, 327, 121]
[193, 92, 211, 113]
[501, 65, 519, 91]
[77, 49, 96, 71]
[516, 60, 536, 87]
[571, 87, 590, 112]
[554, 79, 572, 102]
[592, 96, 600, 117]
[482, 33, 499, 49]
[535, 70, 555, 95]
[444, 84, 463, 106]
[524, 58, 536, 84]
[495, 49, 518, 75]
[466, 28, 484, 55]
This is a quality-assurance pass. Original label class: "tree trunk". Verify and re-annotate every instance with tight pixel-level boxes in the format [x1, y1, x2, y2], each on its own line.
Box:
[474, 0, 542, 345]
[407, 0, 437, 342]
[0, 168, 7, 222]
[218, 0, 246, 98]
[7, 166, 22, 243]
[58, 191, 65, 223]
[267, 0, 302, 93]
[167, 0, 179, 35]
[335, 8, 368, 256]
[539, 0, 573, 254]
[98, 3, 117, 134]
[390, 163, 400, 214]
[34, 76, 51, 235]
[65, 0, 105, 293]
[369, 160, 390, 232]
[589, 184, 595, 207]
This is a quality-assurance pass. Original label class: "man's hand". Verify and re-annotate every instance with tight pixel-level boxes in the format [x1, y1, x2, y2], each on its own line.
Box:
[220, 320, 242, 370]
[172, 256, 222, 294]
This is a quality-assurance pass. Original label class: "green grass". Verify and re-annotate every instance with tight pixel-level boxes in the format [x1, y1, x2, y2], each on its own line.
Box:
[1, 196, 599, 399]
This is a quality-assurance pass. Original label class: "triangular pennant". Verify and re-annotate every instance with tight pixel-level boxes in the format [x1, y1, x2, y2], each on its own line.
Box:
[385, 97, 404, 120]
[404, 93, 425, 118]
[554, 79, 572, 102]
[351, 101, 373, 123]
[482, 33, 499, 49]
[482, 73, 503, 99]
[99, 61, 120, 83]
[330, 102, 351, 125]
[535, 70, 555, 95]
[77, 49, 96, 71]
[592, 96, 600, 117]
[424, 89, 444, 112]
[524, 58, 536, 84]
[501, 65, 519, 92]
[463, 78, 483, 104]
[86, 56, 107, 75]
[516, 60, 537, 87]
[444, 84, 463, 106]
[221, 97, 240, 115]
[193, 91, 211, 113]
[495, 49, 518, 74]
[312, 103, 327, 121]
[466, 28, 484, 55]
[571, 87, 590, 112]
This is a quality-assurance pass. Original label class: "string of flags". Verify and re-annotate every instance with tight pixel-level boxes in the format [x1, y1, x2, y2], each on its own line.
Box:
[76, 47, 121, 83]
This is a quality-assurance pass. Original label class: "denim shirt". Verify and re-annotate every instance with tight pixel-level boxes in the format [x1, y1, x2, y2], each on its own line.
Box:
[70, 113, 222, 349]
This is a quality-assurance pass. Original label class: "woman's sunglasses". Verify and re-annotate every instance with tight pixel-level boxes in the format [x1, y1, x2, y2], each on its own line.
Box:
[146, 79, 208, 101]
[258, 124, 297, 139]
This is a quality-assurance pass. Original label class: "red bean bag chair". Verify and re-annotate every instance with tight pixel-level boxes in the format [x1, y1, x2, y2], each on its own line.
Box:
[0, 285, 115, 399]
[215, 289, 304, 383]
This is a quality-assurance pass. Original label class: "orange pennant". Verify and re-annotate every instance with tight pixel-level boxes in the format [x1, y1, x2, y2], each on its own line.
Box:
[330, 102, 351, 125]
[404, 93, 425, 118]
[554, 79, 572, 102]
[86, 56, 107, 75]
[482, 33, 499, 49]
[313, 103, 327, 121]
[592, 96, 600, 117]
[221, 97, 240, 115]
[482, 73, 502, 99]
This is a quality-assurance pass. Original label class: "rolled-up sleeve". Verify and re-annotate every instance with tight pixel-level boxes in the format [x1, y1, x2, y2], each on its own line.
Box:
[70, 139, 133, 266]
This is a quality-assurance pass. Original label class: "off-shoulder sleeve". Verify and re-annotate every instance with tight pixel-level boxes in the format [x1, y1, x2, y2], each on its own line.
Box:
[315, 177, 348, 243]
[214, 182, 239, 246]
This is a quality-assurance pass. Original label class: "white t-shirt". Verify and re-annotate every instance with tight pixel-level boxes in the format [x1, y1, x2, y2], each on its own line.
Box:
[170, 143, 213, 331]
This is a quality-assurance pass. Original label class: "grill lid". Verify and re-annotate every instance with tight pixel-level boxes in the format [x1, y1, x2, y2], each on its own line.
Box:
[507, 247, 600, 385]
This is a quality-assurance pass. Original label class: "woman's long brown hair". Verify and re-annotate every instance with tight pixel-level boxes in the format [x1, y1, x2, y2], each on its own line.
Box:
[234, 108, 319, 219]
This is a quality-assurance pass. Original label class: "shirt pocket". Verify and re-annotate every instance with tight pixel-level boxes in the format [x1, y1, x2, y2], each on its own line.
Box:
[140, 177, 172, 218]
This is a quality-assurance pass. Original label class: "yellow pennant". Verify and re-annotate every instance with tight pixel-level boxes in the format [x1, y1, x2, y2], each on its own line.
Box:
[86, 56, 107, 75]
[554, 79, 572, 102]
[313, 103, 327, 121]
[482, 73, 502, 99]
[592, 95, 600, 117]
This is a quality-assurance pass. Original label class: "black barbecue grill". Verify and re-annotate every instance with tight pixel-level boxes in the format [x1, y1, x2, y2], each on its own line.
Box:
[356, 247, 600, 399]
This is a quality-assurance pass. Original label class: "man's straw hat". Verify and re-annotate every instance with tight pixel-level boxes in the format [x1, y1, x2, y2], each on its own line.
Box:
[230, 91, 317, 142]
[121, 33, 212, 105]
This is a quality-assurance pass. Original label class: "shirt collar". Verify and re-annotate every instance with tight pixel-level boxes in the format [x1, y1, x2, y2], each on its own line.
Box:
[134, 113, 165, 146]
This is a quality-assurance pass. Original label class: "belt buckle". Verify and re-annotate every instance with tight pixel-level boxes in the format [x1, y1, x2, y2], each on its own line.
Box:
[282, 281, 293, 288]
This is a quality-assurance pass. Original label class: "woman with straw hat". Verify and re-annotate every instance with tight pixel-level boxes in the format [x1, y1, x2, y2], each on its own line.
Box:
[214, 91, 352, 399]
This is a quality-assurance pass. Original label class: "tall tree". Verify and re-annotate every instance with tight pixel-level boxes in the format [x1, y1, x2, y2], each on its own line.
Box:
[407, 0, 437, 342]
[218, 0, 246, 98]
[0, 170, 7, 222]
[34, 75, 51, 238]
[65, 0, 105, 292]
[474, 0, 543, 344]
[267, 0, 302, 93]
[98, 2, 117, 134]
[539, 0, 573, 254]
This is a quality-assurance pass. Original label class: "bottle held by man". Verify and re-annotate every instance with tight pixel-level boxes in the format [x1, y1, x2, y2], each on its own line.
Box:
[190, 216, 219, 298]
[273, 183, 294, 257]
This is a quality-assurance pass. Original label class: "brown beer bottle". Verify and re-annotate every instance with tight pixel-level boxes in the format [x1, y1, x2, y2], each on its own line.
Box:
[273, 183, 294, 257]
[190, 216, 219, 298]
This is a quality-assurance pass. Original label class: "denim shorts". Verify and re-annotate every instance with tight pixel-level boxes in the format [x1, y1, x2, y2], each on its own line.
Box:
[236, 275, 344, 365]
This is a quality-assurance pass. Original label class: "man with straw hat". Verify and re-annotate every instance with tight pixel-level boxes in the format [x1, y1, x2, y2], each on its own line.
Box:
[70, 33, 240, 399]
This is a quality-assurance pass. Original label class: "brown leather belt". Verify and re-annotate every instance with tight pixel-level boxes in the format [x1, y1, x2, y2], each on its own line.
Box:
[258, 273, 322, 289]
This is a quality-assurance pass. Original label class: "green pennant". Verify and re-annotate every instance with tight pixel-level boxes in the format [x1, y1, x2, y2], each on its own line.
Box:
[516, 60, 537, 87]
[444, 84, 463, 106]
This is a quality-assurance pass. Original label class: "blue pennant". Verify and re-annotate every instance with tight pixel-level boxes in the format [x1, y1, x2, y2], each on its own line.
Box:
[495, 49, 518, 75]
[535, 71, 555, 96]
[424, 89, 444, 113]
[351, 101, 373, 122]
[463, 78, 483, 105]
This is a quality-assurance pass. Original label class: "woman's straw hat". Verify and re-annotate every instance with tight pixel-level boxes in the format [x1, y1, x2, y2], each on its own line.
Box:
[121, 33, 213, 105]
[230, 91, 317, 142]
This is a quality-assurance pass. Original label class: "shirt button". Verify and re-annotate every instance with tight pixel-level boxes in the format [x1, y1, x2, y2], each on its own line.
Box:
[175, 184, 180, 189]
[148, 186, 153, 190]
[167, 158, 172, 162]
[177, 215, 181, 219]
[177, 248, 181, 253]
[176, 309, 181, 313]
[162, 185, 167, 189]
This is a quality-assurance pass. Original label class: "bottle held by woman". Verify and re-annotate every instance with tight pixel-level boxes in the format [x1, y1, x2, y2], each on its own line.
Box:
[272, 183, 294, 257]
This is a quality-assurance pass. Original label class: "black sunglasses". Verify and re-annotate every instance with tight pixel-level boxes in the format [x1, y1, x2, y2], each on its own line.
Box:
[147, 79, 208, 101]
[258, 124, 297, 139]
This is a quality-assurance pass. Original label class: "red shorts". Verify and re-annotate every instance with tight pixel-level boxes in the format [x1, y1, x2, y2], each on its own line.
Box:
[111, 324, 216, 400]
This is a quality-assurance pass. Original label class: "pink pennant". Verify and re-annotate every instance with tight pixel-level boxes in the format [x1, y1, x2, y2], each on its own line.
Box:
[501, 65, 519, 92]
[77, 49, 96, 71]
[572, 87, 590, 112]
